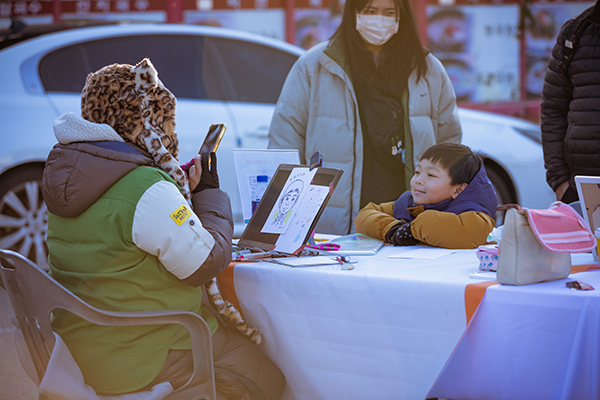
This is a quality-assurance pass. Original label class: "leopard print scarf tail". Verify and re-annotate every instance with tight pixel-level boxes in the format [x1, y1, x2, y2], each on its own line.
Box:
[130, 60, 191, 201]
[205, 278, 263, 345]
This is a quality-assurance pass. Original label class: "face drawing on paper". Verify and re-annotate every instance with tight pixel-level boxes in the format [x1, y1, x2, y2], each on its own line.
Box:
[272, 180, 304, 229]
[281, 189, 300, 213]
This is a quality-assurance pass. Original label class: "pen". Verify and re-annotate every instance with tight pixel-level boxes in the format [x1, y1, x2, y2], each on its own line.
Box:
[233, 252, 272, 262]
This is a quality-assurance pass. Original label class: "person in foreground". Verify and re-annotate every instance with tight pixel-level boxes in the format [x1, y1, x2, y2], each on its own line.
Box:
[268, 0, 462, 235]
[42, 58, 285, 399]
[354, 143, 497, 249]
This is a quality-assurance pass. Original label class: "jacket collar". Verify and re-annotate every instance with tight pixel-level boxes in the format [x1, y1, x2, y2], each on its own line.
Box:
[323, 35, 350, 76]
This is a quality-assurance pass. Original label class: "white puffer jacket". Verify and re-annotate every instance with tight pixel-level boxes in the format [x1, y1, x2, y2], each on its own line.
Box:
[268, 40, 462, 235]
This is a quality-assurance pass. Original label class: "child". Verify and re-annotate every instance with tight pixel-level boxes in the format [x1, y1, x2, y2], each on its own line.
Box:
[354, 142, 497, 249]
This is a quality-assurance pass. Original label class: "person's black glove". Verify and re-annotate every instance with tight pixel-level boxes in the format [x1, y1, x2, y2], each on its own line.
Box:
[193, 152, 219, 193]
[385, 221, 419, 246]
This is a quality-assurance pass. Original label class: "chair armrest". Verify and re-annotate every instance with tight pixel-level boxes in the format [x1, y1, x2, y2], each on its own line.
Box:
[71, 307, 215, 393]
[54, 304, 215, 397]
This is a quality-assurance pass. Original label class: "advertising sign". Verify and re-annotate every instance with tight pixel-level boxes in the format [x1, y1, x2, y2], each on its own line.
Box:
[427, 4, 520, 102]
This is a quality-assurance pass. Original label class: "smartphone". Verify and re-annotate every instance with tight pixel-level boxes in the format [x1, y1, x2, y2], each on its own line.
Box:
[199, 123, 227, 166]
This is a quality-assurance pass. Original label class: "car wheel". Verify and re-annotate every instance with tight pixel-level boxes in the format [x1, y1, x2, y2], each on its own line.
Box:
[0, 165, 48, 269]
[485, 165, 515, 226]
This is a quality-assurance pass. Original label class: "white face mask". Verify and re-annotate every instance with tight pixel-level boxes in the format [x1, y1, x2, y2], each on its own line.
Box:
[356, 14, 399, 46]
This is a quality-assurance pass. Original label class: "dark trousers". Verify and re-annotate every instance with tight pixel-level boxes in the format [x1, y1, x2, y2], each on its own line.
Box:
[144, 325, 285, 400]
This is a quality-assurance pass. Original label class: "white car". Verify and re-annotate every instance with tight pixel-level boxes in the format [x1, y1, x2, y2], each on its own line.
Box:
[0, 23, 555, 267]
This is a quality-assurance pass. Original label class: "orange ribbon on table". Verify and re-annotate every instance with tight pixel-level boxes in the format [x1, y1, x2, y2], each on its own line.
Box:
[216, 262, 245, 320]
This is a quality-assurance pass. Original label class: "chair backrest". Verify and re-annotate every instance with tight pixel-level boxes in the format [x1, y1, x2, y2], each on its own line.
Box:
[0, 249, 70, 382]
[0, 249, 217, 400]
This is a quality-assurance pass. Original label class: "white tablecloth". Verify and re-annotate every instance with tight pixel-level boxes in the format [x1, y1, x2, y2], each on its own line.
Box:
[232, 246, 481, 400]
[227, 249, 600, 400]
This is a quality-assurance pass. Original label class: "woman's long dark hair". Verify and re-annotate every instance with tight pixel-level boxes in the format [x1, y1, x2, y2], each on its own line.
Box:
[332, 0, 427, 100]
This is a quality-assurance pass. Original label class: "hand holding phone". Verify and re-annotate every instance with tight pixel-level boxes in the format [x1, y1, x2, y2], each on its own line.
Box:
[192, 152, 220, 193]
[199, 123, 227, 166]
[188, 155, 202, 191]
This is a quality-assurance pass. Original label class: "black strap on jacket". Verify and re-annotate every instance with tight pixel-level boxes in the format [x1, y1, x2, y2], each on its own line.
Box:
[354, 82, 405, 171]
[558, 2, 599, 71]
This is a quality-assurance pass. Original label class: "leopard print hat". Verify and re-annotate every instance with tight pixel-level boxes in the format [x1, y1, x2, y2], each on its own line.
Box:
[81, 58, 191, 201]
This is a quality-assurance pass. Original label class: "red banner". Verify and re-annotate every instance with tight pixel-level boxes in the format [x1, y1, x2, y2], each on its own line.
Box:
[426, 0, 591, 4]
[0, 0, 166, 17]
[0, 0, 339, 17]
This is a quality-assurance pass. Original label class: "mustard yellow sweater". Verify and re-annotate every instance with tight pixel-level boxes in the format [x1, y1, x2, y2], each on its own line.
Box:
[354, 201, 494, 249]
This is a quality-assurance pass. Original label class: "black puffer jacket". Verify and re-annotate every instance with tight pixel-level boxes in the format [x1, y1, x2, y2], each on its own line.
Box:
[541, 2, 600, 193]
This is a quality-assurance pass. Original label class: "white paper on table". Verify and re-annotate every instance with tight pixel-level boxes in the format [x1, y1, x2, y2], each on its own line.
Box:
[387, 247, 456, 260]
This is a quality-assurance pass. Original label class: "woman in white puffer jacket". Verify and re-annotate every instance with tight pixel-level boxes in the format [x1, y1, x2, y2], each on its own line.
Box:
[268, 0, 462, 235]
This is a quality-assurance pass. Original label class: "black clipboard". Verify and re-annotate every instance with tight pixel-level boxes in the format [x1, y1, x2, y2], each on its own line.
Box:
[238, 164, 343, 255]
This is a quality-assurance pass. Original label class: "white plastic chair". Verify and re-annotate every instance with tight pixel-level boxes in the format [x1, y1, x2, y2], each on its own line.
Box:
[0, 249, 217, 400]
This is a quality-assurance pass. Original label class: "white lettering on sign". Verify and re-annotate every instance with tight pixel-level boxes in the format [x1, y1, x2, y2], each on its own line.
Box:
[28, 0, 41, 14]
[76, 0, 91, 13]
[135, 0, 149, 11]
[255, 0, 267, 9]
[13, 1, 27, 15]
[0, 2, 12, 18]
[115, 0, 130, 12]
[95, 0, 110, 12]
[226, 0, 241, 9]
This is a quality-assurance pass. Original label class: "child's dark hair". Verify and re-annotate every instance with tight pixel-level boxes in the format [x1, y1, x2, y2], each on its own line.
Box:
[420, 142, 483, 185]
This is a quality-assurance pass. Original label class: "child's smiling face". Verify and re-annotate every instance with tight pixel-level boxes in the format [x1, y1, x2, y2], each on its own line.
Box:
[410, 159, 467, 205]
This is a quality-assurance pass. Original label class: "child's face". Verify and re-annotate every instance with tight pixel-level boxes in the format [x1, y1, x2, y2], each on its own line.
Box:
[410, 159, 467, 205]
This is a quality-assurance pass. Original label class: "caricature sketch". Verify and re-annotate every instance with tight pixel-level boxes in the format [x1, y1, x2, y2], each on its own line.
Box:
[273, 185, 329, 253]
[238, 163, 343, 255]
[261, 167, 316, 235]
[270, 180, 303, 230]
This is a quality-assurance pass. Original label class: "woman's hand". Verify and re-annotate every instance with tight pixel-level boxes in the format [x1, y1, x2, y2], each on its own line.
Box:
[188, 154, 202, 192]
[555, 180, 570, 201]
[193, 152, 220, 193]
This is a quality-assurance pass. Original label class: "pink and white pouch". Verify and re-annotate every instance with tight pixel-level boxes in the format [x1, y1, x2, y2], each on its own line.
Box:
[497, 202, 596, 285]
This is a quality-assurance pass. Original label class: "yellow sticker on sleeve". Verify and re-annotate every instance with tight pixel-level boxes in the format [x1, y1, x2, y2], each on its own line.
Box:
[171, 204, 191, 226]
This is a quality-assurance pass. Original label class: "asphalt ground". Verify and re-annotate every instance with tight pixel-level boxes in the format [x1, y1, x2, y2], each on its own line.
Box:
[0, 287, 37, 400]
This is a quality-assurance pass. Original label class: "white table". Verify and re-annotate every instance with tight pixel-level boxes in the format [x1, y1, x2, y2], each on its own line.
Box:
[218, 248, 600, 400]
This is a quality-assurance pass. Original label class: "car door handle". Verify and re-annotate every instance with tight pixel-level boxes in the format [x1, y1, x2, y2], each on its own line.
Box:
[244, 126, 269, 138]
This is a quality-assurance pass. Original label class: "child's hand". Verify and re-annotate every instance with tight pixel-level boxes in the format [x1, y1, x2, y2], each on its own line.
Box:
[188, 154, 202, 192]
[386, 221, 419, 246]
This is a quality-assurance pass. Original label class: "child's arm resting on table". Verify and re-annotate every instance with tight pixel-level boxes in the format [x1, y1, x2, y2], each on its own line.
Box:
[411, 209, 494, 249]
[354, 201, 399, 241]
